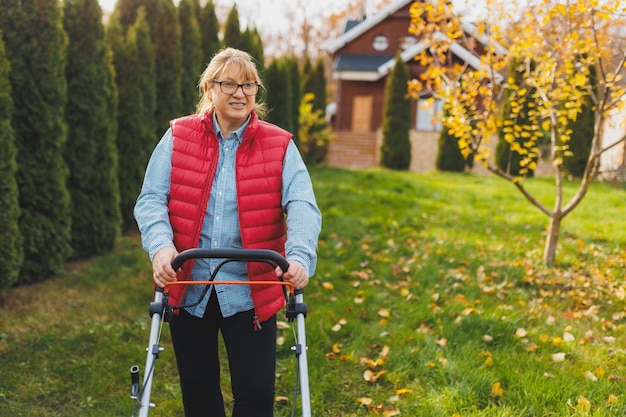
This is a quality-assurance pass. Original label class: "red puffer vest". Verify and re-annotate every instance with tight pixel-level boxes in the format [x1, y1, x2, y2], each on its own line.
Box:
[167, 111, 290, 323]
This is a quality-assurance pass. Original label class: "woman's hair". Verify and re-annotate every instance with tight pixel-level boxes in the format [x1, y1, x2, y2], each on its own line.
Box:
[195, 47, 267, 118]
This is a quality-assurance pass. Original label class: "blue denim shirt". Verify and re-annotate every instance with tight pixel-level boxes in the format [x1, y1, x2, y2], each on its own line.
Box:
[134, 114, 322, 318]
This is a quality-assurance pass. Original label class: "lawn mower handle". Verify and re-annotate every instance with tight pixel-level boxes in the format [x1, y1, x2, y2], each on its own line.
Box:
[171, 248, 290, 272]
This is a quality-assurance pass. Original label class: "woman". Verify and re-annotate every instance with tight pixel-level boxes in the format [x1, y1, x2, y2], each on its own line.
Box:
[134, 47, 322, 417]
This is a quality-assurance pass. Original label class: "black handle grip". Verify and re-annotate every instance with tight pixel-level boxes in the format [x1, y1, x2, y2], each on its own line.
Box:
[130, 365, 140, 398]
[171, 248, 289, 272]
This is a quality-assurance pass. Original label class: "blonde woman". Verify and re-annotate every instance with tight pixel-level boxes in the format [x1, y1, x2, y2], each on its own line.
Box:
[134, 47, 321, 417]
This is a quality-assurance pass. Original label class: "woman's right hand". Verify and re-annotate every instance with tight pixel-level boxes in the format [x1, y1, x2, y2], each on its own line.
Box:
[152, 246, 179, 288]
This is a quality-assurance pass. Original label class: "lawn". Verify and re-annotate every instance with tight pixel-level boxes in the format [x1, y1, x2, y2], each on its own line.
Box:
[0, 167, 624, 416]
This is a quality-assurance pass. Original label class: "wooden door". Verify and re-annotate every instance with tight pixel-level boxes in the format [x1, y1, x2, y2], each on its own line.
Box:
[352, 95, 373, 133]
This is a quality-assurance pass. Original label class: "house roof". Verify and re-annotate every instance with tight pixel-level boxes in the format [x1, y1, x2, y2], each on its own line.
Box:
[327, 0, 506, 82]
[326, 0, 411, 54]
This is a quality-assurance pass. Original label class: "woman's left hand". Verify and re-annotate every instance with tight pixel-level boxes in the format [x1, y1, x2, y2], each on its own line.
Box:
[275, 261, 309, 289]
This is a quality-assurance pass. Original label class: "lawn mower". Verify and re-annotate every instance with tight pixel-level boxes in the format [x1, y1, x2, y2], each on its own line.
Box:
[129, 248, 311, 417]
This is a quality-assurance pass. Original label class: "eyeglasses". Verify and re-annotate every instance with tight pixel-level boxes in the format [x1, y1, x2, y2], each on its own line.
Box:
[213, 80, 259, 96]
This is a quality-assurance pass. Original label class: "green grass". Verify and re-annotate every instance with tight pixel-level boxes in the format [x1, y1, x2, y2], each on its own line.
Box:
[1, 167, 625, 416]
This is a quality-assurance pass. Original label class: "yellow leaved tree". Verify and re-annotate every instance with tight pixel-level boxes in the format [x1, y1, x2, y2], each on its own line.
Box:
[409, 0, 626, 265]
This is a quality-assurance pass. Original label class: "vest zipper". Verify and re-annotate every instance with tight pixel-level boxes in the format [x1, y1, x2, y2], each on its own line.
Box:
[253, 315, 262, 331]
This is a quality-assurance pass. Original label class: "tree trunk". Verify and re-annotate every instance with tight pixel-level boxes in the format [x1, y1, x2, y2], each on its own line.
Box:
[543, 213, 562, 267]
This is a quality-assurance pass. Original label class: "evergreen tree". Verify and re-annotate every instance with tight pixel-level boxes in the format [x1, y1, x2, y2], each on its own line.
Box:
[113, 0, 183, 136]
[0, 0, 72, 282]
[63, 0, 121, 258]
[198, 0, 220, 66]
[310, 58, 327, 114]
[264, 58, 292, 131]
[0, 29, 23, 292]
[108, 9, 157, 231]
[286, 56, 301, 142]
[151, 0, 183, 134]
[301, 57, 327, 146]
[248, 28, 264, 72]
[223, 4, 241, 49]
[179, 0, 203, 114]
[380, 53, 411, 170]
[436, 107, 466, 172]
[237, 28, 255, 60]
[562, 63, 596, 178]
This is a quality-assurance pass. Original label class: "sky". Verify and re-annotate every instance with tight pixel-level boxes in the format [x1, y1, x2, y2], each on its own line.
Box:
[97, 0, 486, 32]
[97, 0, 488, 56]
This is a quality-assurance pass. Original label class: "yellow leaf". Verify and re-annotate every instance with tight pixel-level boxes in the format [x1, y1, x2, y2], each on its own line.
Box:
[396, 388, 412, 395]
[576, 396, 591, 412]
[357, 397, 373, 405]
[378, 308, 391, 318]
[383, 408, 401, 417]
[552, 337, 564, 346]
[491, 382, 504, 397]
[583, 370, 598, 382]
[332, 343, 341, 354]
[275, 396, 289, 403]
[607, 394, 618, 404]
[484, 356, 493, 367]
[515, 328, 527, 338]
[362, 358, 379, 369]
[322, 282, 334, 290]
[379, 345, 390, 359]
[551, 352, 567, 362]
[436, 338, 447, 348]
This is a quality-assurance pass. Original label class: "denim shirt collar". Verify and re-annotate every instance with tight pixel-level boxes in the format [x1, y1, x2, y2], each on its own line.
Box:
[212, 113, 250, 144]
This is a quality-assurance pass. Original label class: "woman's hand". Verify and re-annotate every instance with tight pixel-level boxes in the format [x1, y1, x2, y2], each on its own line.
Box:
[152, 246, 179, 288]
[275, 261, 309, 289]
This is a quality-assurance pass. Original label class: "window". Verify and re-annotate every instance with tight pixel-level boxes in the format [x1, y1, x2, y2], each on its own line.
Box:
[401, 35, 417, 50]
[416, 98, 443, 132]
[372, 34, 389, 51]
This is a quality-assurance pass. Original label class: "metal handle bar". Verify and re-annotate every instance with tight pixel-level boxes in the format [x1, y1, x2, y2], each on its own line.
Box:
[171, 248, 289, 272]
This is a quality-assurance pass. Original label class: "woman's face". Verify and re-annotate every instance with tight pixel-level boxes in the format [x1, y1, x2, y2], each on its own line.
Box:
[211, 68, 256, 133]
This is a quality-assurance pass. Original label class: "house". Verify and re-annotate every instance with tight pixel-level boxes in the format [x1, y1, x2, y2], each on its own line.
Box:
[325, 0, 626, 179]
[325, 0, 503, 171]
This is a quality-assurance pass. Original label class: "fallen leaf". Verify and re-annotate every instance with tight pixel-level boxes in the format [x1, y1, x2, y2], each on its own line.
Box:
[396, 388, 412, 395]
[552, 337, 563, 346]
[363, 369, 387, 383]
[436, 338, 447, 348]
[379, 345, 390, 359]
[607, 394, 618, 404]
[563, 332, 575, 342]
[583, 370, 598, 382]
[383, 407, 401, 416]
[576, 396, 591, 412]
[551, 352, 567, 362]
[491, 382, 504, 397]
[515, 328, 527, 338]
[322, 282, 334, 290]
[357, 397, 373, 405]
[275, 396, 289, 402]
[277, 321, 290, 330]
[378, 308, 391, 318]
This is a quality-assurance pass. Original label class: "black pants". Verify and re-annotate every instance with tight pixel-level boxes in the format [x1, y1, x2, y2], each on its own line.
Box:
[169, 293, 277, 417]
